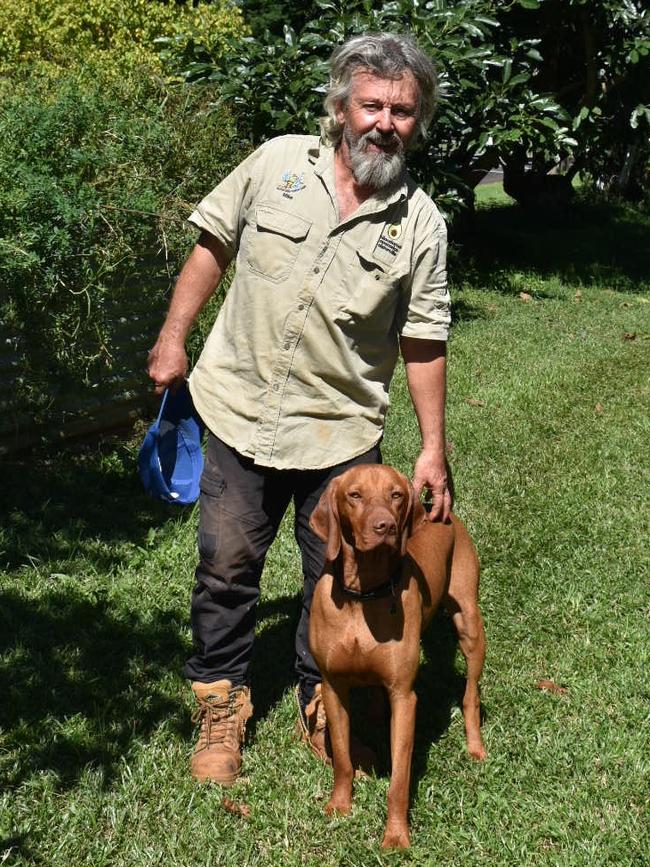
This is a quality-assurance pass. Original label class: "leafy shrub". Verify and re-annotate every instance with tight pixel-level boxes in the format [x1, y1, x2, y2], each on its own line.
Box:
[174, 0, 577, 220]
[0, 60, 248, 422]
[0, 0, 247, 73]
[173, 0, 649, 211]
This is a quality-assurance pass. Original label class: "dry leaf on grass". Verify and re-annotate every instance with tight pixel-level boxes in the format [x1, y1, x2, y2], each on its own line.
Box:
[536, 679, 568, 695]
[519, 292, 533, 302]
[622, 332, 636, 341]
[221, 797, 251, 819]
[595, 403, 604, 414]
[466, 398, 486, 408]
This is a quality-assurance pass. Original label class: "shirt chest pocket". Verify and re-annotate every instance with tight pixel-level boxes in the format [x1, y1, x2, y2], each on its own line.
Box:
[335, 250, 401, 334]
[246, 204, 311, 283]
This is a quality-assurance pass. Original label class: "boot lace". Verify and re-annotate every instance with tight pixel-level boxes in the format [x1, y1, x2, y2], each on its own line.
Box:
[192, 687, 247, 748]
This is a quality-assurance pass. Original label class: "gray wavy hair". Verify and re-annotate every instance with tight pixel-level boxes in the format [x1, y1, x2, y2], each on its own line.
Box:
[320, 32, 438, 147]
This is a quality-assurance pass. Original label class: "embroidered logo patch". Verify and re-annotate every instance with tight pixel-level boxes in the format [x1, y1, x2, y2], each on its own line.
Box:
[376, 222, 402, 258]
[277, 171, 306, 195]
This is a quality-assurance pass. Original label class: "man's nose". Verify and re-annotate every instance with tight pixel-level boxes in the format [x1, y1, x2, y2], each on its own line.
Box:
[375, 107, 394, 133]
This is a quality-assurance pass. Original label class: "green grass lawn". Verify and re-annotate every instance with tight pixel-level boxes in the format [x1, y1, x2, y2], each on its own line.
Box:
[1, 194, 649, 866]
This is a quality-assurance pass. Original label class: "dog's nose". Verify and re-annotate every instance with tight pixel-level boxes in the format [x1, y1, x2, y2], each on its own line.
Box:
[372, 518, 397, 536]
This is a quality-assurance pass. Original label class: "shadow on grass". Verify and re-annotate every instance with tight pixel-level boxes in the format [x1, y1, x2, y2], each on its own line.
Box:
[0, 587, 188, 788]
[0, 439, 305, 791]
[452, 196, 650, 295]
[0, 583, 303, 790]
[450, 295, 488, 325]
[0, 439, 181, 572]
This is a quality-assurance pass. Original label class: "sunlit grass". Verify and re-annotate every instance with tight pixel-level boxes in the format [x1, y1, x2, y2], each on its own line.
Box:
[1, 197, 648, 866]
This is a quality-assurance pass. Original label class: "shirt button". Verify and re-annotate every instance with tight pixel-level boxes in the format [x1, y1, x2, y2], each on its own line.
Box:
[298, 304, 304, 310]
[284, 342, 290, 350]
[374, 273, 380, 280]
[313, 266, 320, 274]
[273, 384, 279, 392]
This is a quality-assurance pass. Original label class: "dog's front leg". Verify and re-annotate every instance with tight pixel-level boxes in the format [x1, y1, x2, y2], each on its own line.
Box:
[381, 688, 417, 849]
[321, 679, 353, 816]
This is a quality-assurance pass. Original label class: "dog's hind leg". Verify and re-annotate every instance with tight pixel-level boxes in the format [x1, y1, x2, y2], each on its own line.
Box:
[450, 603, 486, 760]
[446, 523, 487, 761]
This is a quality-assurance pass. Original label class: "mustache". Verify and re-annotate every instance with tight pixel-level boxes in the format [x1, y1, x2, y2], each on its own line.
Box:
[361, 130, 402, 149]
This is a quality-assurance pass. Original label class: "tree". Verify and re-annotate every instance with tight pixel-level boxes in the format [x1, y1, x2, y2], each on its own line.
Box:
[519, 0, 649, 200]
[169, 0, 649, 211]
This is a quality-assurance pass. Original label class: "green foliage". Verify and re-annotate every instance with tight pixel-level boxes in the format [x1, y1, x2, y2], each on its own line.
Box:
[0, 0, 247, 72]
[170, 0, 576, 218]
[236, 0, 321, 38]
[0, 61, 247, 420]
[171, 0, 649, 211]
[503, 0, 650, 197]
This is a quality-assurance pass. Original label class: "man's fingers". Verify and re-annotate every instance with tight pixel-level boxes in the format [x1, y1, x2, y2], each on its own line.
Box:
[425, 489, 444, 521]
[441, 490, 452, 523]
[421, 487, 452, 522]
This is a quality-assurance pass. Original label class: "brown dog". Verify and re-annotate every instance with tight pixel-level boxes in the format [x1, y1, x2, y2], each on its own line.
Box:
[309, 463, 486, 849]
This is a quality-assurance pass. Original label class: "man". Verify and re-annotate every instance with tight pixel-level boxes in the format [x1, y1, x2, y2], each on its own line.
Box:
[147, 32, 452, 785]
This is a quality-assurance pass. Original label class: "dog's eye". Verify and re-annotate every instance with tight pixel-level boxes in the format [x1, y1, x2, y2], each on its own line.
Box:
[391, 491, 404, 500]
[348, 491, 362, 499]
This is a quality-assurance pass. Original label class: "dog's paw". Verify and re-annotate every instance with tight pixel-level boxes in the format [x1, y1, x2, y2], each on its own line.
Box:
[467, 737, 487, 761]
[381, 826, 410, 849]
[325, 797, 351, 816]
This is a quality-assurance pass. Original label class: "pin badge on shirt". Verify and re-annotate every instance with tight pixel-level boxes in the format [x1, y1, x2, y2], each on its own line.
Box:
[375, 222, 402, 261]
[277, 171, 306, 198]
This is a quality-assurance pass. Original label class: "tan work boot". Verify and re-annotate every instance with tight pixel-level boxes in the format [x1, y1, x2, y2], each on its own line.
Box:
[190, 679, 253, 785]
[296, 682, 331, 763]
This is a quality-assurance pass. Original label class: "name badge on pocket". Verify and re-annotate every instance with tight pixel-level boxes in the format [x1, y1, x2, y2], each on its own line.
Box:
[374, 222, 402, 265]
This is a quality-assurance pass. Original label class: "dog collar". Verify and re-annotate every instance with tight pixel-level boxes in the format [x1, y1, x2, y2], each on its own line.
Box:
[335, 569, 402, 613]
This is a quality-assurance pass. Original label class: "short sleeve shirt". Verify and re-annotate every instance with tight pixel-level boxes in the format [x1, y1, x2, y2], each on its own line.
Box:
[188, 134, 450, 470]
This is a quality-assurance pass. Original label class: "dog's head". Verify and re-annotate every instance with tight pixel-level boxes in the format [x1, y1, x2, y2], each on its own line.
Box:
[309, 464, 426, 562]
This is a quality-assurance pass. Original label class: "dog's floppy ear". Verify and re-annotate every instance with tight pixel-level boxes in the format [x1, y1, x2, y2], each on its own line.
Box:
[309, 478, 342, 562]
[401, 477, 427, 555]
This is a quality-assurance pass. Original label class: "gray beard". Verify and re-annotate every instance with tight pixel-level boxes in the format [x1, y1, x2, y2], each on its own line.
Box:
[344, 127, 406, 192]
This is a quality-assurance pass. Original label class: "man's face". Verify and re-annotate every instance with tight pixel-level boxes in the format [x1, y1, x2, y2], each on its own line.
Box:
[336, 69, 420, 190]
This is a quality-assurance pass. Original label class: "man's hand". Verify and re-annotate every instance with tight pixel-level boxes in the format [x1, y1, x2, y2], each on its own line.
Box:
[412, 448, 452, 523]
[147, 336, 188, 395]
[400, 336, 451, 523]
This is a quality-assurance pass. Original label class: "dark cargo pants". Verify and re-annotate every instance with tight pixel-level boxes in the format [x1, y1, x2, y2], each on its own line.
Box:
[184, 433, 381, 699]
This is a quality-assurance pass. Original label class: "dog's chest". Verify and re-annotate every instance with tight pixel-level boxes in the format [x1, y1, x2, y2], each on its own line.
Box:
[323, 619, 390, 678]
[313, 584, 419, 681]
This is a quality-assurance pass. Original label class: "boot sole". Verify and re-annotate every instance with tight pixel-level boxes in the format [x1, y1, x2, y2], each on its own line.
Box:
[191, 767, 239, 786]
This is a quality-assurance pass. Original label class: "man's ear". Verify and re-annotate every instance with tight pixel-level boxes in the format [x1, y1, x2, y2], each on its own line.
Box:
[401, 477, 426, 555]
[309, 478, 342, 562]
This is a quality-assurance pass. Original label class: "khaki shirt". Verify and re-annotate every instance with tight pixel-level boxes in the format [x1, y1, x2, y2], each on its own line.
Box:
[188, 134, 450, 470]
